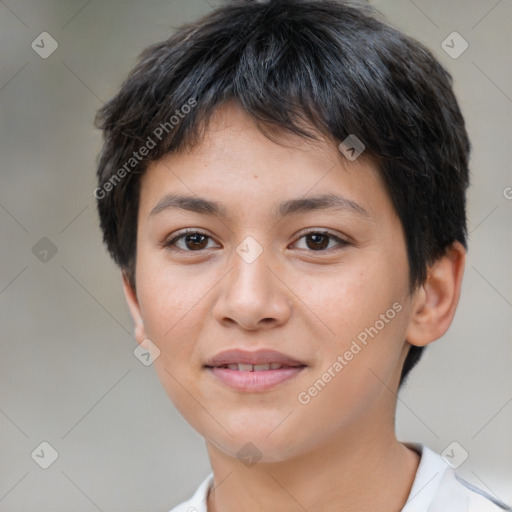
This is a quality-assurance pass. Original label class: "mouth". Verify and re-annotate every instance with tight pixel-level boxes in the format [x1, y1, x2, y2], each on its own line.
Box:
[209, 362, 303, 371]
[204, 349, 307, 391]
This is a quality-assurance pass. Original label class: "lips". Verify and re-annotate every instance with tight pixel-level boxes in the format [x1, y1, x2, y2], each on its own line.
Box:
[204, 349, 307, 391]
[204, 348, 306, 369]
[215, 362, 290, 371]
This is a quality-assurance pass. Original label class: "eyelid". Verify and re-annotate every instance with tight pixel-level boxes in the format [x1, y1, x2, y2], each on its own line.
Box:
[294, 227, 348, 240]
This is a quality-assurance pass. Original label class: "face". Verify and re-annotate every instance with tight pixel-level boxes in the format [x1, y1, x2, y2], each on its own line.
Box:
[125, 102, 420, 462]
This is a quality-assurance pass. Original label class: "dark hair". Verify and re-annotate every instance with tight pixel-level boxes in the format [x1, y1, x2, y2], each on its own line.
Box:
[95, 0, 470, 388]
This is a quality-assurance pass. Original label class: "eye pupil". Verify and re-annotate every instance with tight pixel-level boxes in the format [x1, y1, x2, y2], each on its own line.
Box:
[306, 234, 329, 250]
[185, 234, 208, 250]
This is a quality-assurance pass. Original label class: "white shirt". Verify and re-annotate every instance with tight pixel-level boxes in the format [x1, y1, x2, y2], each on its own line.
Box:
[168, 443, 511, 512]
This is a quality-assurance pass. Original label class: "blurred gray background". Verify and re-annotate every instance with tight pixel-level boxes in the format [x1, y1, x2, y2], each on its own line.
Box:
[0, 0, 511, 510]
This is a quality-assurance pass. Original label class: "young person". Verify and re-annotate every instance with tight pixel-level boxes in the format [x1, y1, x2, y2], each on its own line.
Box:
[94, 0, 511, 510]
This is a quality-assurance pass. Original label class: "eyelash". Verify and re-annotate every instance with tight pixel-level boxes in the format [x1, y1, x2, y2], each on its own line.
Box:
[162, 228, 350, 254]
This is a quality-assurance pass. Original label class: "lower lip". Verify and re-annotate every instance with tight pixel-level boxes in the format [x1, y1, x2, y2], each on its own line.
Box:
[207, 366, 306, 391]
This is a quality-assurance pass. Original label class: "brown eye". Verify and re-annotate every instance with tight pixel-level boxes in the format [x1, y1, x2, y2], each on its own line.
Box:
[164, 231, 217, 251]
[305, 233, 330, 250]
[183, 233, 209, 250]
[293, 230, 349, 252]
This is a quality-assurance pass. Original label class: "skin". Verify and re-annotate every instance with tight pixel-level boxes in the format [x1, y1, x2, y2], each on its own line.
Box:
[122, 101, 466, 512]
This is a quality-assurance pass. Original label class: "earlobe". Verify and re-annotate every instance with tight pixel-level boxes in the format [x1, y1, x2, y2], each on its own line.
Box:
[406, 242, 466, 348]
[121, 272, 147, 345]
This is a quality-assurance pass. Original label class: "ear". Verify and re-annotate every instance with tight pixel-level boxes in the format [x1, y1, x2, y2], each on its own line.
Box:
[121, 271, 148, 346]
[405, 241, 466, 347]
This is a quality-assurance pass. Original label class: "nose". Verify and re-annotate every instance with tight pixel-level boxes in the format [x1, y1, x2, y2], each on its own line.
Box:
[212, 247, 292, 331]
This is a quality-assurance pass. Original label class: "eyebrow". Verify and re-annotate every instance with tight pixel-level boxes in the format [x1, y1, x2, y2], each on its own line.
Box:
[149, 193, 371, 219]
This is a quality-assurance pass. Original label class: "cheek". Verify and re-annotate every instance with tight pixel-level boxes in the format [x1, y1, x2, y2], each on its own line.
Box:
[293, 302, 408, 442]
[296, 257, 405, 341]
[294, 255, 409, 391]
[135, 255, 208, 378]
[136, 247, 209, 332]
[136, 272, 206, 416]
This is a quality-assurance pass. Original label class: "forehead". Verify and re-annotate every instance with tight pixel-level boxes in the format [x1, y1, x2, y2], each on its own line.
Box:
[138, 102, 391, 223]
